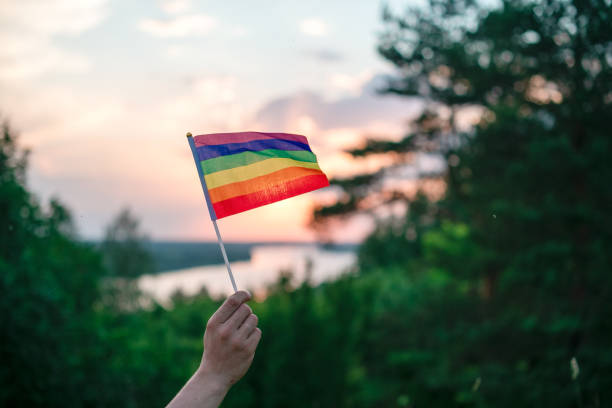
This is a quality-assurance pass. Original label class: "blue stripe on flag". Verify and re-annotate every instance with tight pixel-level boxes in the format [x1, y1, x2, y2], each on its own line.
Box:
[196, 138, 311, 160]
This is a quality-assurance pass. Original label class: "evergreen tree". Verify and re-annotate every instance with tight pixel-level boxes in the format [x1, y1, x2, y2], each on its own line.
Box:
[101, 207, 154, 278]
[315, 1, 612, 406]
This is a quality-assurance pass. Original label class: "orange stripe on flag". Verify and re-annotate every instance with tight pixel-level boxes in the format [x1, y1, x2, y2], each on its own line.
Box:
[212, 174, 329, 219]
[208, 166, 325, 203]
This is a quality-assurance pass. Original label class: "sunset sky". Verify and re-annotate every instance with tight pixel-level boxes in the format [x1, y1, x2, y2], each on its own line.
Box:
[0, 0, 425, 242]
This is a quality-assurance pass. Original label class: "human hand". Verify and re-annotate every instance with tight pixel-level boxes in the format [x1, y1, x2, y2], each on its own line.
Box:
[198, 290, 262, 390]
[166, 291, 261, 408]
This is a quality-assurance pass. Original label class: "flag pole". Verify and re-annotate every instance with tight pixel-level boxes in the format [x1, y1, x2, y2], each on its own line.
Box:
[212, 219, 238, 292]
[186, 132, 238, 293]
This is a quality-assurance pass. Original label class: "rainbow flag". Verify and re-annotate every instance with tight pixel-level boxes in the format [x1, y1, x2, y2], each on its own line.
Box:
[187, 131, 329, 219]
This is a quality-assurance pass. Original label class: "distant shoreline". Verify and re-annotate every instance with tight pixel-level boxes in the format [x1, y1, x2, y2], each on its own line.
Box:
[85, 240, 357, 273]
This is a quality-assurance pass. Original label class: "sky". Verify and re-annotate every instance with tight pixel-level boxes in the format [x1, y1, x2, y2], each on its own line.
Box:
[0, 0, 425, 243]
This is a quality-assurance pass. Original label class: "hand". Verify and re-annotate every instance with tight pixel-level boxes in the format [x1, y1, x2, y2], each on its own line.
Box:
[199, 290, 262, 389]
[166, 291, 261, 408]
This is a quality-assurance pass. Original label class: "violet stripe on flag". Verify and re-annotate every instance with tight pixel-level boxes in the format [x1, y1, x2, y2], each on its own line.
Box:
[188, 131, 329, 219]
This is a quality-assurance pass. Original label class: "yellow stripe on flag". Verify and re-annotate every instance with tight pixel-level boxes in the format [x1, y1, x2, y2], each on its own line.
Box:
[204, 157, 322, 189]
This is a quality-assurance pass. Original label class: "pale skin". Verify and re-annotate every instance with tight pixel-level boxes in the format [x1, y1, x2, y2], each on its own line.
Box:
[166, 291, 262, 408]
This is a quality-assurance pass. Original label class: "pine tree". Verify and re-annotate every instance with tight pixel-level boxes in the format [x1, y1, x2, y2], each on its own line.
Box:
[313, 1, 612, 406]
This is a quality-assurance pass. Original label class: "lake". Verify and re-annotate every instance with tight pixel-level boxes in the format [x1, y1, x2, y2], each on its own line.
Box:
[138, 244, 357, 303]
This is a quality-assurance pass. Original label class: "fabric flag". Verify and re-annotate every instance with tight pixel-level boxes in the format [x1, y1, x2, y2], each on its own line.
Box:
[187, 131, 329, 219]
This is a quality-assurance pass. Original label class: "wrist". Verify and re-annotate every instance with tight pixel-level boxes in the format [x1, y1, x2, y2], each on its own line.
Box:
[195, 365, 232, 397]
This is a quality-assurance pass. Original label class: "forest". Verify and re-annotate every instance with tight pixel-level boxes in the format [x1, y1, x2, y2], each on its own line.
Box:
[1, 0, 611, 406]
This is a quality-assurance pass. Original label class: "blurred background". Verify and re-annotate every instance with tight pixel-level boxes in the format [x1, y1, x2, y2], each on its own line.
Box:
[1, 0, 611, 406]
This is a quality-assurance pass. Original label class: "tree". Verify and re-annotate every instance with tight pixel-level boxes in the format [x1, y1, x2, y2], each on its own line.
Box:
[101, 208, 154, 278]
[315, 0, 612, 244]
[313, 0, 612, 406]
[0, 120, 112, 405]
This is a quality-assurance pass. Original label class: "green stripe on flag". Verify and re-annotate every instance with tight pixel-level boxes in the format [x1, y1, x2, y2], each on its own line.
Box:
[201, 149, 318, 174]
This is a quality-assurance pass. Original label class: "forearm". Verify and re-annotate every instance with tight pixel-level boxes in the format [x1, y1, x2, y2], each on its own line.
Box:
[166, 366, 230, 408]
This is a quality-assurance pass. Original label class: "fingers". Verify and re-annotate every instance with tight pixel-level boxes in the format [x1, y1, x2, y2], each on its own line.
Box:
[247, 328, 262, 350]
[237, 313, 258, 338]
[226, 304, 252, 331]
[208, 290, 251, 327]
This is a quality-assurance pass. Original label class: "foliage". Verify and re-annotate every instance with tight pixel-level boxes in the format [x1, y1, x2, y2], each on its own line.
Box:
[0, 121, 108, 405]
[317, 0, 612, 406]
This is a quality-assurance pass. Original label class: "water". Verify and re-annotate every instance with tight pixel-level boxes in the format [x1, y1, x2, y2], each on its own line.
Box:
[138, 244, 357, 303]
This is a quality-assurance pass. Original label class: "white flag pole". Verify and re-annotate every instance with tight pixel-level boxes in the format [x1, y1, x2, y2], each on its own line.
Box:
[212, 219, 238, 292]
[186, 132, 238, 292]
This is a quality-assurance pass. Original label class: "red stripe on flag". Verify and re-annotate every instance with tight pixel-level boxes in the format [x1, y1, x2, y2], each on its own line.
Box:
[194, 131, 308, 147]
[212, 174, 329, 219]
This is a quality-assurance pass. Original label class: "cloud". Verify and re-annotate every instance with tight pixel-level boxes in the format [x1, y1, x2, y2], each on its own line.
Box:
[329, 70, 376, 96]
[165, 44, 191, 58]
[160, 75, 246, 131]
[299, 18, 328, 37]
[138, 14, 217, 38]
[0, 0, 108, 79]
[160, 0, 192, 14]
[3, 57, 414, 242]
[302, 48, 344, 62]
[0, 0, 109, 35]
[229, 26, 248, 38]
[253, 75, 418, 136]
[251, 75, 421, 179]
[0, 70, 252, 239]
[249, 77, 439, 242]
[0, 47, 90, 79]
